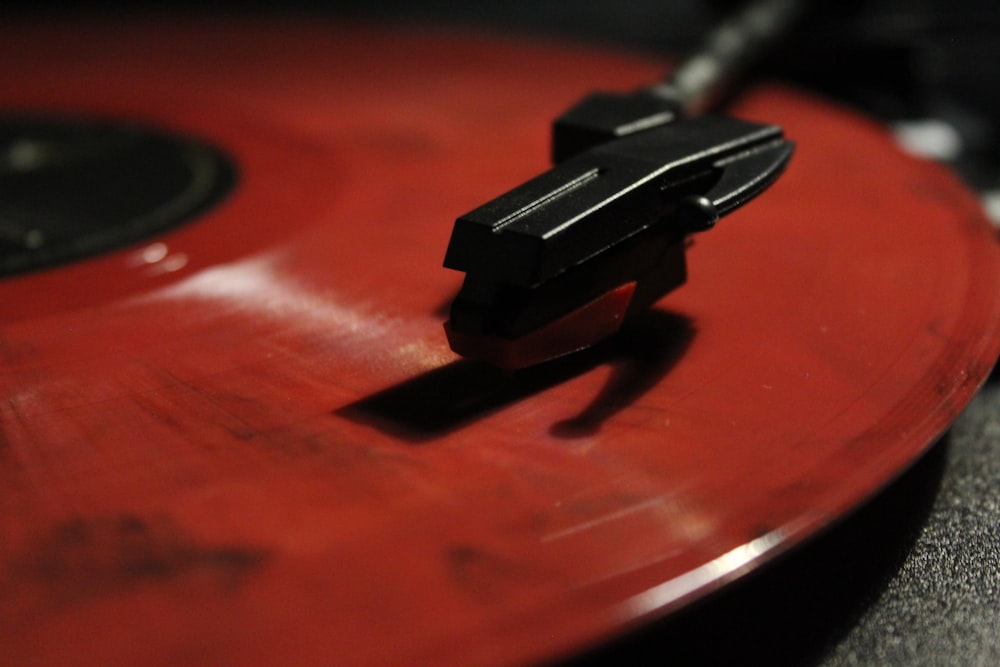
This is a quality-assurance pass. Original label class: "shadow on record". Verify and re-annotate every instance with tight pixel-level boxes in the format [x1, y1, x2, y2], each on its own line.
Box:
[336, 309, 695, 443]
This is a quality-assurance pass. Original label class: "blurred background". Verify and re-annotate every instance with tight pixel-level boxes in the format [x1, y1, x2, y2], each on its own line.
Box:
[12, 0, 1000, 214]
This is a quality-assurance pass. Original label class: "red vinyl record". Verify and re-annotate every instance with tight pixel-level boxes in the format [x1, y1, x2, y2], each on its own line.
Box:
[0, 17, 998, 667]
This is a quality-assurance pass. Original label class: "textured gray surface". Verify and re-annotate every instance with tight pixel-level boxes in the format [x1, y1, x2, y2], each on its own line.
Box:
[819, 377, 1000, 667]
[566, 375, 1000, 666]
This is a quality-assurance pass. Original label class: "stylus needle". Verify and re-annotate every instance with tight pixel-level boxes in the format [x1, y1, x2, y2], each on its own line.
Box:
[442, 0, 803, 370]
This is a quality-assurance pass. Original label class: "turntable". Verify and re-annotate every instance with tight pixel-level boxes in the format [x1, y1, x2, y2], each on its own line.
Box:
[0, 2, 997, 665]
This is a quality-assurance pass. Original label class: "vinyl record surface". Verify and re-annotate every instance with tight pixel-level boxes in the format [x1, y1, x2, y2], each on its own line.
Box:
[0, 17, 998, 667]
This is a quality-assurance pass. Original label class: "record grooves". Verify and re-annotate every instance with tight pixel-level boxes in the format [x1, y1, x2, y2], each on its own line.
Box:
[0, 17, 997, 667]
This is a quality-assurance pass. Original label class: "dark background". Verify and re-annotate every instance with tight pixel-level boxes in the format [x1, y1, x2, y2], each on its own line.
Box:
[8, 1, 1000, 665]
[13, 0, 1000, 194]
